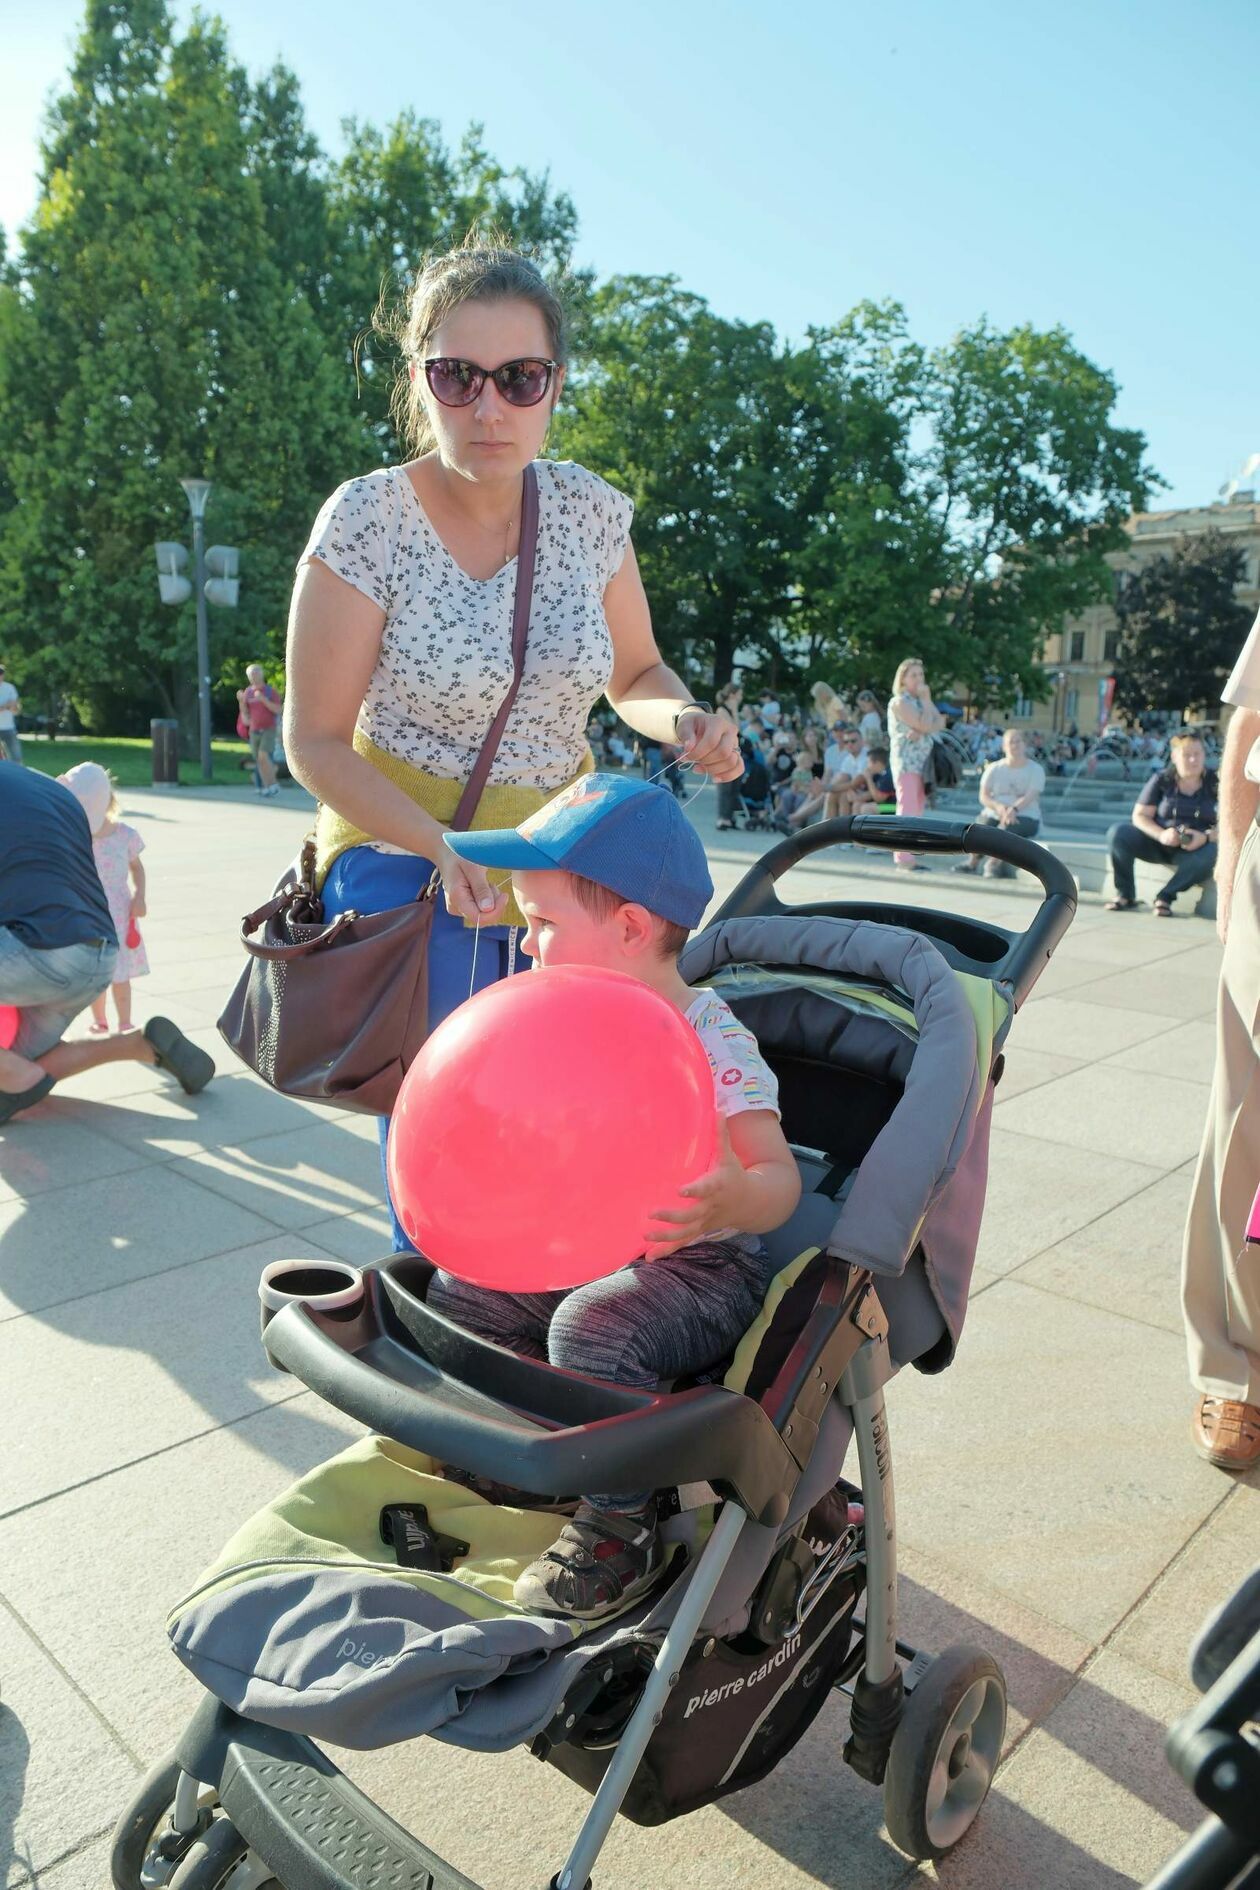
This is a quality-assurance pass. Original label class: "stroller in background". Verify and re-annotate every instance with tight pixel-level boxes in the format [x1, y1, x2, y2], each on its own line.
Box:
[111, 814, 1077, 1890]
[730, 736, 776, 829]
[1144, 1566, 1260, 1889]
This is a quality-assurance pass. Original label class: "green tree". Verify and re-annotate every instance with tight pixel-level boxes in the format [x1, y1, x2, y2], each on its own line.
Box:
[553, 278, 930, 696]
[917, 320, 1157, 708]
[786, 301, 942, 692]
[554, 289, 1156, 709]
[0, 0, 366, 736]
[1112, 530, 1252, 718]
[324, 117, 582, 462]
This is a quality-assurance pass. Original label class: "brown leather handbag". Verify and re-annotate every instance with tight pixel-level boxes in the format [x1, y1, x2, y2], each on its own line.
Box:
[217, 464, 539, 1115]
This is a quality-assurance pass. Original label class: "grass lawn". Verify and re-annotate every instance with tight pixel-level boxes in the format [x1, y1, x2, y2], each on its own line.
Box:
[18, 733, 263, 789]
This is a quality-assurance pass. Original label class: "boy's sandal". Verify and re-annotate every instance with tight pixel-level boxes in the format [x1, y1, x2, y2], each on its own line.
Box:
[513, 1502, 666, 1620]
[1104, 897, 1141, 911]
[0, 1074, 54, 1124]
[1153, 899, 1174, 917]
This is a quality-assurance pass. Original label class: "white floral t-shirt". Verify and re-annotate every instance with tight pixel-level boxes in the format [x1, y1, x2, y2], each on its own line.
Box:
[299, 459, 632, 791]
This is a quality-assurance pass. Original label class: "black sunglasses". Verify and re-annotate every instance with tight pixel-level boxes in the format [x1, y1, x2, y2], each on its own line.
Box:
[423, 357, 557, 409]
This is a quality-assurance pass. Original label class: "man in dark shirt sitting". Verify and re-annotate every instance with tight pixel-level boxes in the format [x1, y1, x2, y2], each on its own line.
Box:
[0, 766, 213, 1121]
[1105, 731, 1219, 917]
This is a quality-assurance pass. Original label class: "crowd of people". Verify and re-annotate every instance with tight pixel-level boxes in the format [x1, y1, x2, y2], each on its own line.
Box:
[589, 680, 904, 835]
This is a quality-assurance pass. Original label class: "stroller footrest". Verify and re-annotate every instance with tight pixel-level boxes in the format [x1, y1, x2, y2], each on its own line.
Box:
[206, 1707, 481, 1890]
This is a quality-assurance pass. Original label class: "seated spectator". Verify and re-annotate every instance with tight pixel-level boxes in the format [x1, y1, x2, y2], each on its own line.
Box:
[769, 729, 797, 793]
[954, 728, 1045, 877]
[586, 717, 608, 766]
[822, 724, 868, 819]
[1106, 731, 1218, 917]
[776, 766, 824, 830]
[0, 766, 214, 1121]
[849, 745, 896, 814]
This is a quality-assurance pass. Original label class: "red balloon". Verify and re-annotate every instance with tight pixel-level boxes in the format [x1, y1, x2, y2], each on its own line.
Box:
[387, 965, 718, 1291]
[0, 1005, 17, 1051]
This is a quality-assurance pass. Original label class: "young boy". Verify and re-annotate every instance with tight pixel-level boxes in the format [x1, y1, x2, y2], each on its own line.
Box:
[440, 773, 801, 1621]
[849, 744, 896, 814]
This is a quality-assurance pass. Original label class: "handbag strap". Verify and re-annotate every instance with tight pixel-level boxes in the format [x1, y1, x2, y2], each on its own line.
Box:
[447, 461, 540, 835]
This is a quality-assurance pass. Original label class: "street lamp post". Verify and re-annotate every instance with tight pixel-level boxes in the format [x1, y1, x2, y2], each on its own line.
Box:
[180, 478, 214, 783]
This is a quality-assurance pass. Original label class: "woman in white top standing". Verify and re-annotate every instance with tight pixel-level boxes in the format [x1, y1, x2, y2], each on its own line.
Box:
[284, 237, 741, 1249]
[887, 656, 944, 871]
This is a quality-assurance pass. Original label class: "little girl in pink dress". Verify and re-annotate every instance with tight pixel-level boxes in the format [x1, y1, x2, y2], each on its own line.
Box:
[59, 762, 150, 1033]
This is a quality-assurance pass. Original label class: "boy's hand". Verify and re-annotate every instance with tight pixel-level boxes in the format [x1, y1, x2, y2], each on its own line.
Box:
[643, 1115, 744, 1259]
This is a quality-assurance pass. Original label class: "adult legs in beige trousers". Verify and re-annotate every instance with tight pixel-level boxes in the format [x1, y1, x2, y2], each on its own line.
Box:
[1182, 819, 1260, 1467]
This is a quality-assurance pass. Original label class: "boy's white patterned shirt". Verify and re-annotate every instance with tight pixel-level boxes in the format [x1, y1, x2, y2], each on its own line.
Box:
[684, 989, 780, 1118]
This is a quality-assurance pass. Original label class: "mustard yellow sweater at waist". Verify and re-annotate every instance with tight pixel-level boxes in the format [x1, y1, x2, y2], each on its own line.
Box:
[313, 731, 593, 930]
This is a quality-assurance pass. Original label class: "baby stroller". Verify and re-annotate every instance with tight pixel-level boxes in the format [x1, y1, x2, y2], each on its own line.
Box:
[732, 741, 776, 830]
[111, 813, 1076, 1890]
[1143, 1567, 1260, 1889]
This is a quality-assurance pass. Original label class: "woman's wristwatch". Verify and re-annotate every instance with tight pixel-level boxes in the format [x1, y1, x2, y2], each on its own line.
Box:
[672, 701, 712, 740]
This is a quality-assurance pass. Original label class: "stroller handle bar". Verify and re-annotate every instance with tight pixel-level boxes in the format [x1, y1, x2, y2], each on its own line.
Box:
[262, 1256, 882, 1529]
[713, 815, 1078, 1010]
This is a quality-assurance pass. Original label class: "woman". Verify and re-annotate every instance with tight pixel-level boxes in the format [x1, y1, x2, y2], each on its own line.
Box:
[809, 680, 841, 730]
[887, 657, 944, 870]
[714, 682, 743, 830]
[284, 236, 741, 1248]
[855, 689, 883, 749]
[1106, 731, 1218, 917]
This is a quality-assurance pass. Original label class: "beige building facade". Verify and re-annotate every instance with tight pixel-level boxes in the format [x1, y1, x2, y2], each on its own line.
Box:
[1007, 491, 1260, 731]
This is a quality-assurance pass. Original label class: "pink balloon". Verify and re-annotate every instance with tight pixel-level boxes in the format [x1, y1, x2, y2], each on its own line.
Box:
[387, 965, 718, 1292]
[0, 1005, 17, 1051]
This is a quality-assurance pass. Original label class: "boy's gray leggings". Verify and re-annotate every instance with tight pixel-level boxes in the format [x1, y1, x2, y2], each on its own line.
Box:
[427, 1237, 773, 1510]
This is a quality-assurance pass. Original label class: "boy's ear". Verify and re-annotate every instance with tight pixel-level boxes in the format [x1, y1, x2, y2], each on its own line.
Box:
[617, 901, 659, 957]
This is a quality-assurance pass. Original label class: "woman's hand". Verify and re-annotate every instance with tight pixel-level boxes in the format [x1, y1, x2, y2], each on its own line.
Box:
[1158, 826, 1183, 848]
[642, 1116, 746, 1259]
[129, 895, 147, 920]
[438, 840, 510, 924]
[676, 709, 743, 783]
[1181, 828, 1208, 852]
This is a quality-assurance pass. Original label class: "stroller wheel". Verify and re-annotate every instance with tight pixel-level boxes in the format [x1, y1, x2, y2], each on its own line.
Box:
[166, 1817, 253, 1889]
[882, 1644, 1006, 1861]
[110, 1755, 206, 1890]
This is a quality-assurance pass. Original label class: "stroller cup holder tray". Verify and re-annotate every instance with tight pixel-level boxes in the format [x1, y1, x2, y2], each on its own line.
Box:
[262, 1255, 829, 1527]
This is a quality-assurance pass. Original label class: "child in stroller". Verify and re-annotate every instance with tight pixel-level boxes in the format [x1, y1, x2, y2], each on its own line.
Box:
[435, 774, 801, 1619]
[119, 811, 1079, 1890]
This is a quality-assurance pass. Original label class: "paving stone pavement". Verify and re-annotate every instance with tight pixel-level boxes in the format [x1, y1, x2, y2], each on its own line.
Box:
[1, 774, 1255, 1890]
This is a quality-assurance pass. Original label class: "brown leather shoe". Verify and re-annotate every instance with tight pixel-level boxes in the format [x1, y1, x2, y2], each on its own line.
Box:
[1192, 1395, 1260, 1471]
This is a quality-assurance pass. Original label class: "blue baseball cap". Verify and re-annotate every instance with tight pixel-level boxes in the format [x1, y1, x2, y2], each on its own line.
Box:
[444, 773, 714, 929]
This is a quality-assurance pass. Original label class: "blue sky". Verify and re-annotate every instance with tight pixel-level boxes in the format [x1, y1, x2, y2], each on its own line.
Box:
[3, 0, 1255, 512]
